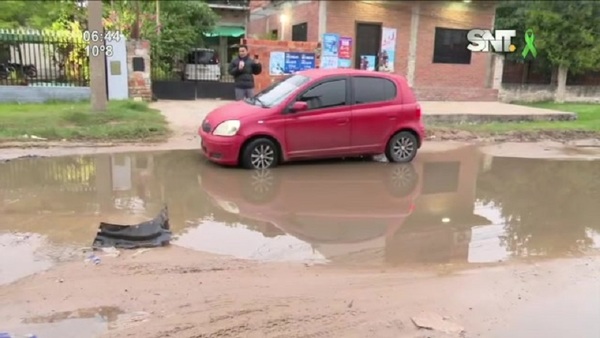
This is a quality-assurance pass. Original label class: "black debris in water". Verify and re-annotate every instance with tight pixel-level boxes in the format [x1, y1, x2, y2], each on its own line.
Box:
[92, 206, 171, 249]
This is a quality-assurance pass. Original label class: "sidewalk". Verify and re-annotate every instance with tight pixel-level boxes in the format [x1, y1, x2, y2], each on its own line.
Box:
[421, 101, 576, 123]
[150, 99, 578, 128]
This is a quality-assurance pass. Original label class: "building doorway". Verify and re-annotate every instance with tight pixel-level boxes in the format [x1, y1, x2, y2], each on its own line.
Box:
[355, 22, 382, 70]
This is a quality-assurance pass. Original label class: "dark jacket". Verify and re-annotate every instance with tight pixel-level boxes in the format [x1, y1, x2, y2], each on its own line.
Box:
[228, 56, 262, 89]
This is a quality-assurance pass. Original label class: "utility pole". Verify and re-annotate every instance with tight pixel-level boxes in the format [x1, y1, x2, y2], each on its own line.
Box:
[156, 0, 161, 35]
[88, 0, 108, 112]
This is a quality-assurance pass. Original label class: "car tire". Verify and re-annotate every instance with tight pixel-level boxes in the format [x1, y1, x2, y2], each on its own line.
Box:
[241, 138, 279, 170]
[385, 131, 418, 163]
[385, 163, 419, 198]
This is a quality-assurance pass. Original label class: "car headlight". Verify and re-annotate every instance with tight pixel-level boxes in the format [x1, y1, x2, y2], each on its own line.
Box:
[212, 120, 241, 137]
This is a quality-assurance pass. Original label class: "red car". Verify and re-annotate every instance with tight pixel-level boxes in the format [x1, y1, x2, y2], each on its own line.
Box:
[199, 68, 425, 169]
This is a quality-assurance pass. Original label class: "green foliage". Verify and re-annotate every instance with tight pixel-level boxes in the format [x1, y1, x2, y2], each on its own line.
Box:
[0, 0, 83, 30]
[104, 0, 218, 55]
[495, 0, 600, 73]
[0, 100, 169, 141]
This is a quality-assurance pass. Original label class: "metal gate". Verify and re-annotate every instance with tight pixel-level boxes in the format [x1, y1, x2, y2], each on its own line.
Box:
[151, 46, 235, 100]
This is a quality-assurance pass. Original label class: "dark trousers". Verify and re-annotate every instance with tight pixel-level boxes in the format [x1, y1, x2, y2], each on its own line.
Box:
[235, 88, 254, 101]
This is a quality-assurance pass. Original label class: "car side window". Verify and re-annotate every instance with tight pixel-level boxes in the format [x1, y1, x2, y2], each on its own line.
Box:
[353, 77, 397, 104]
[298, 79, 347, 110]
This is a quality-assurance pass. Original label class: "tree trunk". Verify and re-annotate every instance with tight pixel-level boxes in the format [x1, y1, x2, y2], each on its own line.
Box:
[550, 66, 558, 86]
[521, 61, 530, 84]
[555, 65, 568, 103]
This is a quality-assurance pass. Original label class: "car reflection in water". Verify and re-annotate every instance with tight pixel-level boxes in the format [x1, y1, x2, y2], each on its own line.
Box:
[199, 145, 491, 267]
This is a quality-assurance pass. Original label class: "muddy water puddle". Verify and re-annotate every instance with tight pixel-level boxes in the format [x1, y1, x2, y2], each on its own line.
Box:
[2, 147, 600, 281]
[2, 306, 150, 338]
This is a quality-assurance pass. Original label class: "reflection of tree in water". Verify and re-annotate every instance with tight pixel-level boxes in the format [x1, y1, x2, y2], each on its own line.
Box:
[477, 158, 600, 257]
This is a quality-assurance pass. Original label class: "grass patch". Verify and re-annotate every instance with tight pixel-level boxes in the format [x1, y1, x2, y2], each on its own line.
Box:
[0, 100, 170, 141]
[433, 102, 600, 134]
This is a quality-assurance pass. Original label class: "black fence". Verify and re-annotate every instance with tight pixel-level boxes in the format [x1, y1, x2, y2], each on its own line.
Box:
[0, 29, 90, 87]
[206, 0, 249, 8]
[151, 44, 236, 100]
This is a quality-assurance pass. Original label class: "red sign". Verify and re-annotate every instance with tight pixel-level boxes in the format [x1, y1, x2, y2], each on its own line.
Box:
[339, 37, 352, 59]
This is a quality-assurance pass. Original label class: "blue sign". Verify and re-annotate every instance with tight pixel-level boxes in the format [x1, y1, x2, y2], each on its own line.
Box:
[270, 51, 316, 75]
[284, 52, 316, 74]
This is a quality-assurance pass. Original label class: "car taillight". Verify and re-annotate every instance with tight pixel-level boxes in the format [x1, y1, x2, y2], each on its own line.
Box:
[416, 105, 421, 119]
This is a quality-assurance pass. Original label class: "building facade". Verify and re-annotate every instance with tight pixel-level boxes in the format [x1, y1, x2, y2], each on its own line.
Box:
[248, 0, 500, 101]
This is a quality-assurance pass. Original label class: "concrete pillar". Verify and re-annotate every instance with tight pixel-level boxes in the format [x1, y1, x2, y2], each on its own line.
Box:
[406, 2, 420, 87]
[492, 54, 504, 90]
[318, 0, 327, 38]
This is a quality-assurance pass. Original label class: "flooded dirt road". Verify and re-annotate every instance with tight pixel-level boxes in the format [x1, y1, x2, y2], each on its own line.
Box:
[1, 145, 600, 337]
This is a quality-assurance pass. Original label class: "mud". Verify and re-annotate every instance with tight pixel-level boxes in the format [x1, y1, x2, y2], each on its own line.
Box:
[1, 145, 600, 337]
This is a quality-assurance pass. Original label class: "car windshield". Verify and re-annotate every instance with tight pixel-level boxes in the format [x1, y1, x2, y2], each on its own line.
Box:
[248, 74, 310, 108]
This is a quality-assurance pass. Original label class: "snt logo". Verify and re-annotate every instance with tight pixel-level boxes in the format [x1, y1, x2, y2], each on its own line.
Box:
[467, 29, 537, 58]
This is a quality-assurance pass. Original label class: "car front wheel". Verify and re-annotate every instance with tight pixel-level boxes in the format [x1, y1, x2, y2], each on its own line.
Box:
[385, 131, 418, 163]
[241, 138, 279, 169]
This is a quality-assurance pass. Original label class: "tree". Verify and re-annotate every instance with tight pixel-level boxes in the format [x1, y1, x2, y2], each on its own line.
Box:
[496, 1, 600, 102]
[104, 0, 218, 55]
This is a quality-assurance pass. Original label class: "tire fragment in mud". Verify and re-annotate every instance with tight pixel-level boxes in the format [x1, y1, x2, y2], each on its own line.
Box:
[92, 206, 171, 249]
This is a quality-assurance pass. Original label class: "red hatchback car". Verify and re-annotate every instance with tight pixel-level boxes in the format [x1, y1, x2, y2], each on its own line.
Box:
[199, 68, 425, 169]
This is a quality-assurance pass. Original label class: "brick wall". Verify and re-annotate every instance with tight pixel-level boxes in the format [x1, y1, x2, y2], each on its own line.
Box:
[414, 2, 494, 88]
[127, 40, 152, 101]
[248, 1, 319, 41]
[242, 38, 320, 91]
[327, 1, 498, 101]
[327, 1, 413, 75]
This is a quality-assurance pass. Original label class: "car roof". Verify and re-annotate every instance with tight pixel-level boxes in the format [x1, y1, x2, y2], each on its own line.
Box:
[297, 68, 406, 81]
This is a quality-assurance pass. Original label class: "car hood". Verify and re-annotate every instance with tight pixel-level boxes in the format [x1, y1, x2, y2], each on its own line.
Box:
[204, 100, 268, 125]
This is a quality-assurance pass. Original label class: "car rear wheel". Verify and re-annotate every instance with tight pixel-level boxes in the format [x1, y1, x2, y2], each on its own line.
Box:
[241, 138, 279, 169]
[385, 131, 418, 163]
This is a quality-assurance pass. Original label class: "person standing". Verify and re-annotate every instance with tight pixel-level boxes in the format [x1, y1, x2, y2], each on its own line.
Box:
[229, 45, 262, 101]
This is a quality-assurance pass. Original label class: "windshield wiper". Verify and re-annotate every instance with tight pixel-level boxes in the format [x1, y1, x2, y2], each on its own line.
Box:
[253, 96, 267, 108]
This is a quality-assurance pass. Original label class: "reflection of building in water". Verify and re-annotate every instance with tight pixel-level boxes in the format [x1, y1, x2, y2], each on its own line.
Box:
[385, 145, 487, 265]
[310, 145, 492, 266]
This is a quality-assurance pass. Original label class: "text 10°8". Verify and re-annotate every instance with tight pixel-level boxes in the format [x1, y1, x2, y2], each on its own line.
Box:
[85, 45, 114, 58]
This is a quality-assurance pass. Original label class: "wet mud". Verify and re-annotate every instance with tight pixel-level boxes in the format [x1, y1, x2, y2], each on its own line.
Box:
[1, 145, 600, 337]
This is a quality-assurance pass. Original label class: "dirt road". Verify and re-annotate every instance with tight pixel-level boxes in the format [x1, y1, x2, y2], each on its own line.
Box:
[1, 246, 599, 338]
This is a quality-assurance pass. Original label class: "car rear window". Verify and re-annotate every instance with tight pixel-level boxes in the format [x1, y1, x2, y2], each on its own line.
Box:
[187, 50, 218, 65]
[353, 76, 397, 104]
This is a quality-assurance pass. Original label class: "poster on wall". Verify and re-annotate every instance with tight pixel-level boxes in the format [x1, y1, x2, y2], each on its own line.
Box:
[359, 55, 376, 71]
[338, 37, 353, 68]
[338, 59, 352, 68]
[269, 51, 316, 76]
[321, 33, 340, 69]
[379, 27, 397, 72]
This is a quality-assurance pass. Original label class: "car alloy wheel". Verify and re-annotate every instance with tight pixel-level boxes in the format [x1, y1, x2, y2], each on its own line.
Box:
[385, 131, 418, 163]
[242, 138, 279, 170]
[393, 136, 415, 160]
[250, 144, 275, 169]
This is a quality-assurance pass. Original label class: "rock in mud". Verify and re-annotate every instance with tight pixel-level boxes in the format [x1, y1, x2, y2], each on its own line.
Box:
[411, 312, 465, 335]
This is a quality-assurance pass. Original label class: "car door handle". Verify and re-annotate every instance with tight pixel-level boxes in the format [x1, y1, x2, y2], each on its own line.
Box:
[336, 118, 349, 125]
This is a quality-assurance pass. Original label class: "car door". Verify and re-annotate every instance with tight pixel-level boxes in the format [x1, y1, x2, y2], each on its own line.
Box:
[284, 77, 351, 157]
[350, 76, 399, 152]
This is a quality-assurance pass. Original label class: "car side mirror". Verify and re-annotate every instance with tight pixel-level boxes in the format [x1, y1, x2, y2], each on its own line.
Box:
[290, 101, 308, 113]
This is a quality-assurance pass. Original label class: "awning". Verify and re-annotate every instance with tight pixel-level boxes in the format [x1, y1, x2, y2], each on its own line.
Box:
[203, 26, 245, 38]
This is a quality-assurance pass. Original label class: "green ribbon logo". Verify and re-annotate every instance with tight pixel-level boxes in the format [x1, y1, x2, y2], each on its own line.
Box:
[522, 29, 537, 58]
